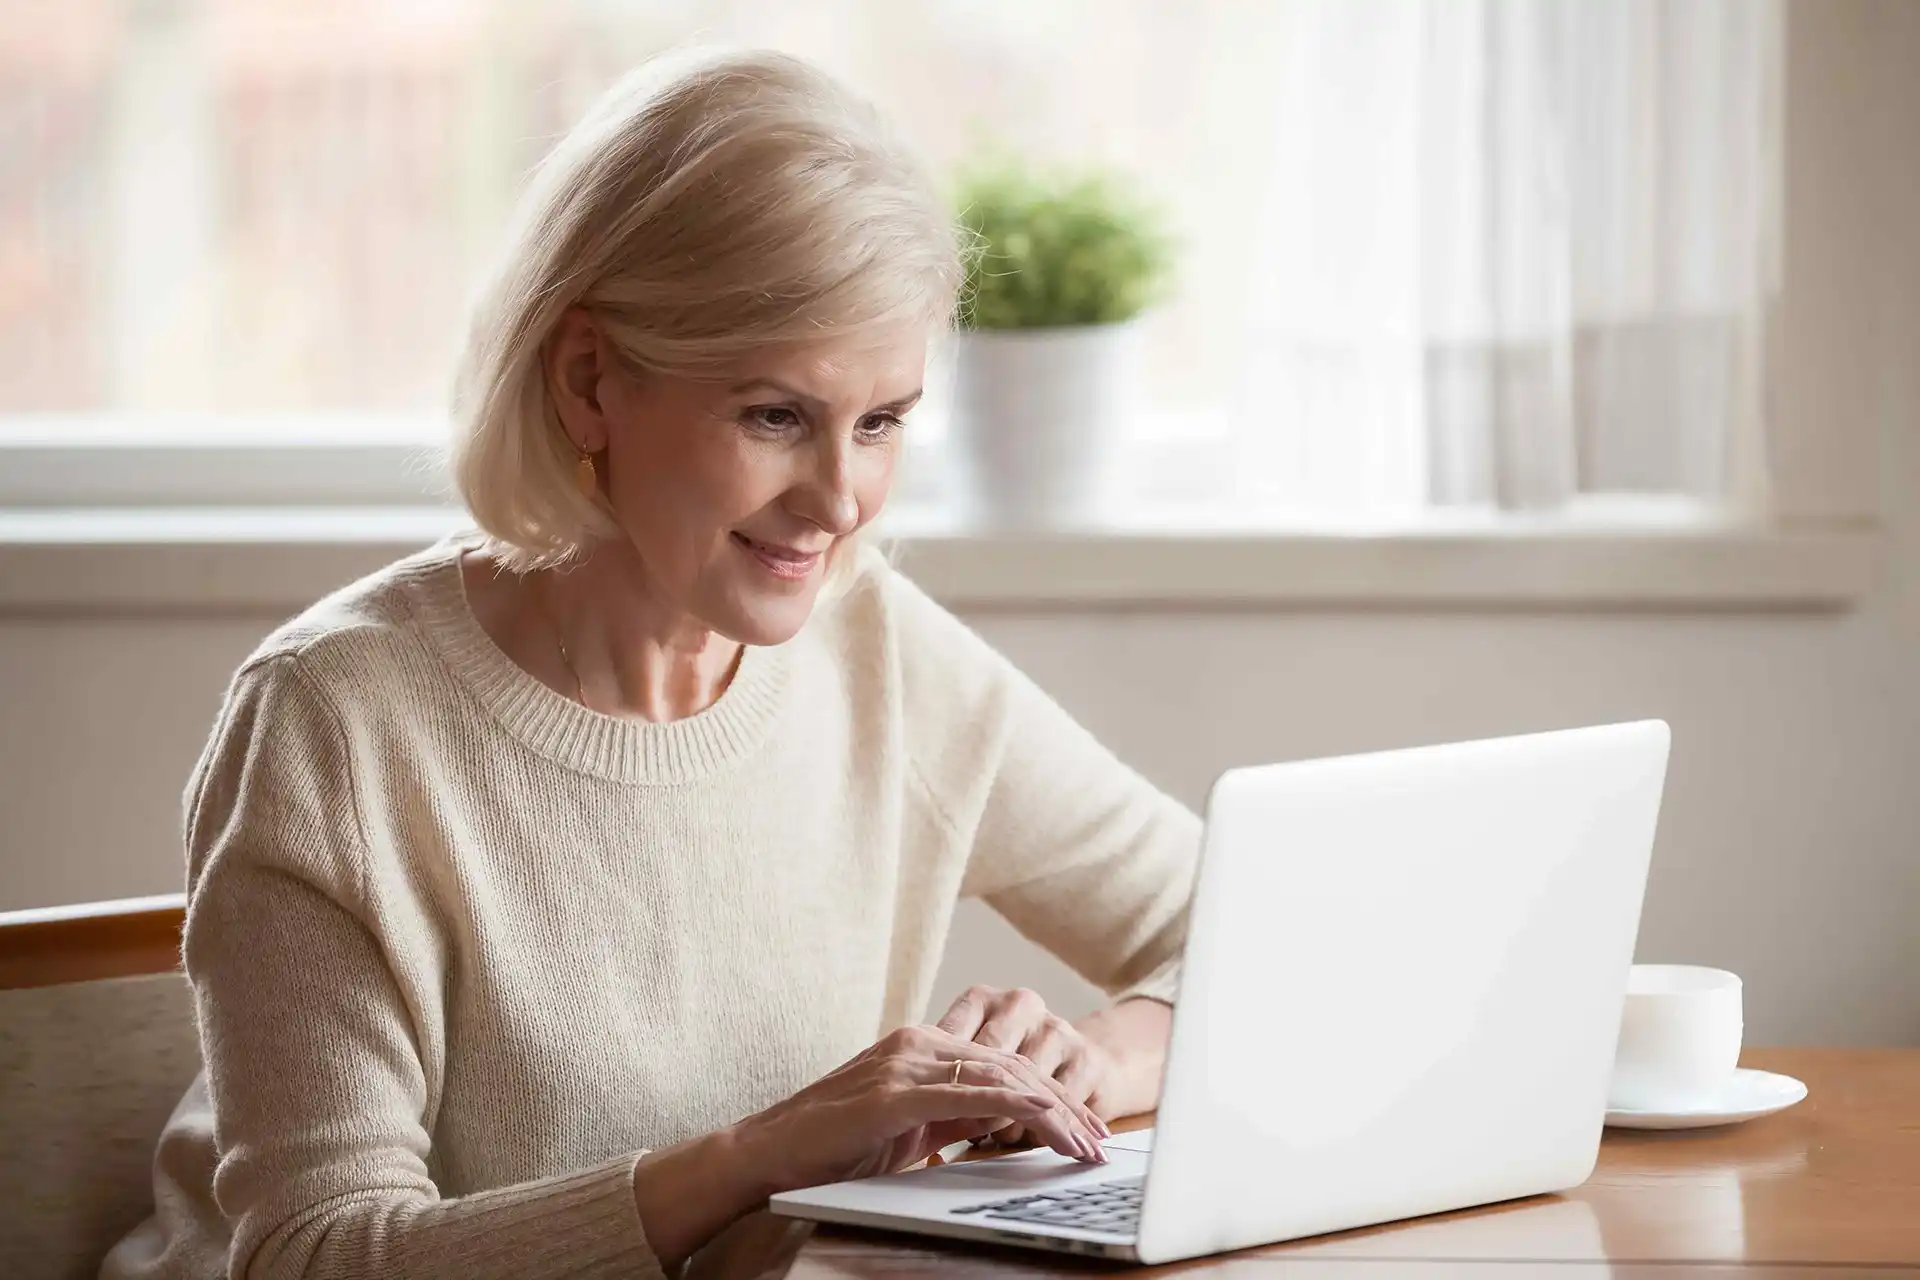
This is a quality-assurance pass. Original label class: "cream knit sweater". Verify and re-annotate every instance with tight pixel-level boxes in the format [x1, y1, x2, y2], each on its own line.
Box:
[102, 538, 1199, 1280]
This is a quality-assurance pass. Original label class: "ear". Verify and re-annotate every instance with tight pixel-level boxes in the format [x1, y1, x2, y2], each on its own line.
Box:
[543, 307, 612, 453]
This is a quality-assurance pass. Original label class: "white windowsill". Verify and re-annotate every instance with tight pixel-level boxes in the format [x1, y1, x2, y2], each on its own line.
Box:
[0, 415, 1882, 612]
[0, 505, 1880, 613]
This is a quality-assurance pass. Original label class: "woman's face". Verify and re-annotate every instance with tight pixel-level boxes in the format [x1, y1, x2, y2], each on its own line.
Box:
[550, 312, 926, 646]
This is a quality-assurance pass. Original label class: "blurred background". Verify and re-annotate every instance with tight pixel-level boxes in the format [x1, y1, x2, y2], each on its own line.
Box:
[0, 0, 1915, 1043]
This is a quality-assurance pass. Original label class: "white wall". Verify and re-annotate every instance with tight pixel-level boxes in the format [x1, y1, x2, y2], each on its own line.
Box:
[2, 0, 1915, 1045]
[5, 517, 1918, 1046]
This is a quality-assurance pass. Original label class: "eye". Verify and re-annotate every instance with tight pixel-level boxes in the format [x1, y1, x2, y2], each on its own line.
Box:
[744, 405, 803, 434]
[856, 413, 905, 443]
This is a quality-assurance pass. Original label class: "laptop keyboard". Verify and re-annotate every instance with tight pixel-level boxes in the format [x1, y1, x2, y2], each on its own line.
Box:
[949, 1176, 1145, 1235]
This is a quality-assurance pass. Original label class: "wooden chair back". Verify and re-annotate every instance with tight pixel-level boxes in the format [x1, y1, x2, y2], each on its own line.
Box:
[0, 894, 185, 991]
[0, 895, 197, 1279]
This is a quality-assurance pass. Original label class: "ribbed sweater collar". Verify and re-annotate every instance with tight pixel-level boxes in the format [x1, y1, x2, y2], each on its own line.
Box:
[400, 538, 792, 785]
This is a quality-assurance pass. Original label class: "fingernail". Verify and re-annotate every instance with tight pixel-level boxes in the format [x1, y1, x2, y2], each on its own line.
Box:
[1094, 1115, 1112, 1138]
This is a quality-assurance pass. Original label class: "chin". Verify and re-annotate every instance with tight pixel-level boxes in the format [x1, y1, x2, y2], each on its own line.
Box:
[710, 581, 824, 647]
[702, 534, 848, 645]
[727, 607, 815, 647]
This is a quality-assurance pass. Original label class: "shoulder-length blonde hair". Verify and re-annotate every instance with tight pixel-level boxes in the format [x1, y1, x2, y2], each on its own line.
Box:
[451, 47, 964, 576]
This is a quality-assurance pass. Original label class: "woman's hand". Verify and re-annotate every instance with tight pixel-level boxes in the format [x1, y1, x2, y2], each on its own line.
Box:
[936, 985, 1125, 1147]
[633, 1017, 1133, 1268]
[730, 1024, 1110, 1196]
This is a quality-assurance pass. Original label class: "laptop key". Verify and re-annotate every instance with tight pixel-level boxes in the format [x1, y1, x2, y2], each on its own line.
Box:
[967, 1176, 1143, 1229]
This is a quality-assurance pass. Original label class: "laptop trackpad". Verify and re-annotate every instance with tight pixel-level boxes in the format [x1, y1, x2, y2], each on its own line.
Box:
[918, 1152, 1087, 1187]
[911, 1130, 1156, 1188]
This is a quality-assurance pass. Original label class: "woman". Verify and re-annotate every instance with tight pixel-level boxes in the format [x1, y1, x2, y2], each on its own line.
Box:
[106, 47, 1197, 1280]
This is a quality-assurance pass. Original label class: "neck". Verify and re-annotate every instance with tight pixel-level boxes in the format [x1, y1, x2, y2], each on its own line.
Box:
[537, 545, 742, 722]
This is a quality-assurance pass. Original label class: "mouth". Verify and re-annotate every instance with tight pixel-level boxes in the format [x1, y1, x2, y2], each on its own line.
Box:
[731, 531, 826, 582]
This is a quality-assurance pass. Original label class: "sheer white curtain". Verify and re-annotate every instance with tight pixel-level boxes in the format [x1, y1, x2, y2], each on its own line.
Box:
[1233, 0, 1781, 515]
[9, 0, 1783, 526]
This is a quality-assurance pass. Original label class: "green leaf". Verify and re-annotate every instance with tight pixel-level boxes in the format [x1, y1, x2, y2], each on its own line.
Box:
[954, 157, 1175, 329]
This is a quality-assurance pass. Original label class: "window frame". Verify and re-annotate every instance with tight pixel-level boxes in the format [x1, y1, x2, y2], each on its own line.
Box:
[0, 1, 1891, 613]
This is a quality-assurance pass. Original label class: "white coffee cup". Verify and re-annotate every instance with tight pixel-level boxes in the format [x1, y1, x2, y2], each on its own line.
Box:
[1609, 964, 1743, 1111]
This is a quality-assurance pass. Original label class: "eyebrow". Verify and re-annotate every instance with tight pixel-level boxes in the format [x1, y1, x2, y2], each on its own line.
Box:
[729, 378, 924, 415]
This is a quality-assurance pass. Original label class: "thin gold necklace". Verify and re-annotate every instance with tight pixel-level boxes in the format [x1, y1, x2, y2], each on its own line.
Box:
[533, 574, 588, 708]
[534, 574, 749, 716]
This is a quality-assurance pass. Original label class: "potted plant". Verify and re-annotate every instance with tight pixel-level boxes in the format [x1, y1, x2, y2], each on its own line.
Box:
[951, 161, 1172, 529]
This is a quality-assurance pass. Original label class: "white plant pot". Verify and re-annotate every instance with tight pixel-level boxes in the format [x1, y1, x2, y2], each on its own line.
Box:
[949, 320, 1143, 530]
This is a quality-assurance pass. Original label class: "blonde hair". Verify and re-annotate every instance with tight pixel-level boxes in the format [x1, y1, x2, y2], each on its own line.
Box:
[451, 47, 964, 575]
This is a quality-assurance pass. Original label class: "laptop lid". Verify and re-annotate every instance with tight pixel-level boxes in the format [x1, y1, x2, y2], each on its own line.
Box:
[1137, 721, 1669, 1265]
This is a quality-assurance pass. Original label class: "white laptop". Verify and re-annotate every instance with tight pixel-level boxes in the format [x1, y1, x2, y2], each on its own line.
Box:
[771, 721, 1671, 1265]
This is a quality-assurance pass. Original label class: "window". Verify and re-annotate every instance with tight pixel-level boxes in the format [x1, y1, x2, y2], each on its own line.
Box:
[4, 0, 1780, 525]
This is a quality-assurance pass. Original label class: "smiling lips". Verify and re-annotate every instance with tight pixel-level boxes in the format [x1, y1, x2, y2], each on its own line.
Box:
[732, 531, 824, 580]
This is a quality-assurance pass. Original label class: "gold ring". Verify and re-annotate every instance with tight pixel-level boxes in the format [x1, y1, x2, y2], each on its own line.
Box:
[950, 1060, 965, 1086]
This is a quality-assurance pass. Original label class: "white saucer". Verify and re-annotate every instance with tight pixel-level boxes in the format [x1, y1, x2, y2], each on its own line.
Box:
[1605, 1068, 1808, 1130]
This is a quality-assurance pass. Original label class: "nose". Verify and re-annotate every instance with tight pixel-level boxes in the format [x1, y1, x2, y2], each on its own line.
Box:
[790, 434, 861, 536]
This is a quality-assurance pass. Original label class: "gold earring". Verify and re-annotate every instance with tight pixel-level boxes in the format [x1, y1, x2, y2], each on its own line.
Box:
[574, 451, 599, 498]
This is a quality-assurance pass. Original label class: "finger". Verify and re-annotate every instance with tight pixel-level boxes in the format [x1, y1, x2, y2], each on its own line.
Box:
[914, 1030, 1105, 1160]
[968, 1047, 1106, 1160]
[979, 1001, 1109, 1144]
[974, 987, 1046, 1053]
[1056, 1051, 1104, 1114]
[1024, 1055, 1111, 1145]
[898, 1089, 1061, 1164]
[975, 1038, 1103, 1134]
[983, 1119, 1027, 1147]
[1020, 1022, 1071, 1082]
[1057, 1055, 1113, 1140]
[955, 1089, 1089, 1160]
[1030, 1023, 1108, 1134]
[889, 1084, 1055, 1134]
[935, 1057, 1098, 1162]
[990, 1026, 1070, 1147]
[921, 1059, 1090, 1159]
[999, 1022, 1112, 1148]
[925, 1116, 1015, 1152]
[934, 986, 992, 1041]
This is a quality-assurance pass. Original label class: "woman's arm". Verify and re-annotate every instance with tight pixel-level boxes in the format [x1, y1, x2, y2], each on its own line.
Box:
[958, 677, 1199, 1016]
[189, 658, 1105, 1278]
[628, 1132, 760, 1268]
[186, 659, 667, 1279]
[894, 589, 1198, 1000]
[883, 567, 1201, 1118]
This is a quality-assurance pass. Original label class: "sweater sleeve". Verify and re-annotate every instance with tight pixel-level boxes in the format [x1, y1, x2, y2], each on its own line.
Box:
[883, 566, 1200, 1006]
[182, 655, 666, 1280]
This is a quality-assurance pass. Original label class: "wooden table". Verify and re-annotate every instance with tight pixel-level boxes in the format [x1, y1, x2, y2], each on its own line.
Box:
[783, 1049, 1920, 1277]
